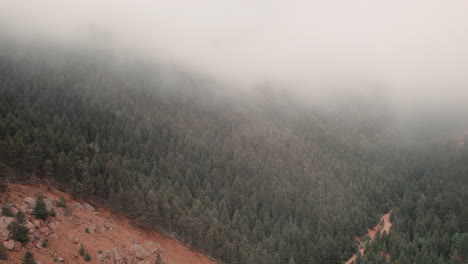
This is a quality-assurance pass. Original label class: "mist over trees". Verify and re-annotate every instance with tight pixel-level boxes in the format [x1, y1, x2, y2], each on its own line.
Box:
[0, 41, 467, 264]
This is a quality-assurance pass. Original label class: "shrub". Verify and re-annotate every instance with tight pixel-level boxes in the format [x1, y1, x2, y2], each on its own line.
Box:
[57, 195, 67, 208]
[0, 243, 7, 260]
[42, 239, 48, 248]
[2, 205, 14, 217]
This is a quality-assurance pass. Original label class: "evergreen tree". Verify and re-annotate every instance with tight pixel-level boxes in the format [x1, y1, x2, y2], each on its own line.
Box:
[22, 251, 36, 264]
[79, 244, 85, 256]
[33, 195, 49, 220]
[8, 212, 29, 243]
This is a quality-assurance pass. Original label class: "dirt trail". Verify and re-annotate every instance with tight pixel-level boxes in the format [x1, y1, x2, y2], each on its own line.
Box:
[344, 211, 392, 264]
[1, 184, 218, 264]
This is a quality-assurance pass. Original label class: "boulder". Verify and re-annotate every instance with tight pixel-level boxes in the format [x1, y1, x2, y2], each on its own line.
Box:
[0, 217, 13, 239]
[48, 221, 60, 230]
[133, 244, 150, 260]
[72, 202, 83, 209]
[25, 220, 35, 233]
[44, 198, 54, 211]
[40, 227, 50, 236]
[48, 233, 58, 240]
[112, 248, 123, 263]
[13, 241, 22, 251]
[3, 240, 14, 250]
[145, 241, 161, 253]
[83, 203, 95, 211]
[87, 224, 96, 233]
[68, 234, 80, 244]
[33, 219, 42, 228]
[33, 231, 42, 240]
[24, 197, 36, 208]
[98, 250, 110, 261]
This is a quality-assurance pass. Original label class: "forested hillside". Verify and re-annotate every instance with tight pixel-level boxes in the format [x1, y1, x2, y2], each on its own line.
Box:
[0, 43, 467, 263]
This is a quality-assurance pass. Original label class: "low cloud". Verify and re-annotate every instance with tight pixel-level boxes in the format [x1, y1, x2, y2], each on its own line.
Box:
[1, 0, 468, 110]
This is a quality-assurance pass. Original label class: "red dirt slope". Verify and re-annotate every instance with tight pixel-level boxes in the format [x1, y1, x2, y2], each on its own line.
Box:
[344, 211, 392, 264]
[0, 183, 218, 264]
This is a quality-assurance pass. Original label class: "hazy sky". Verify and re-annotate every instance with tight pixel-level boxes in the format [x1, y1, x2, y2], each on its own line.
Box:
[1, 0, 468, 107]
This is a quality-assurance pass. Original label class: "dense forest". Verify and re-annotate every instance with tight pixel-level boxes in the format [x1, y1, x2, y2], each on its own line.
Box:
[0, 42, 467, 264]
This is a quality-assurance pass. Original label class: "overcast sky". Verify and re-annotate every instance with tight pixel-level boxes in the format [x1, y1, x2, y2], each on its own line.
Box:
[1, 0, 468, 108]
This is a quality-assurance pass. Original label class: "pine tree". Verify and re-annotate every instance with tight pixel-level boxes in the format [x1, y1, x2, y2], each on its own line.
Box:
[0, 162, 8, 192]
[22, 251, 36, 264]
[8, 212, 29, 243]
[33, 195, 49, 220]
[79, 244, 85, 256]
[84, 252, 91, 261]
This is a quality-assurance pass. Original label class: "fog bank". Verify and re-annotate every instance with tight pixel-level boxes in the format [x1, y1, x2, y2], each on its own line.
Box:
[1, 0, 468, 110]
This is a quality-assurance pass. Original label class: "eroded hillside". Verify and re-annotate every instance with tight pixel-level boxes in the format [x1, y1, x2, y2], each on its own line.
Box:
[0, 184, 217, 264]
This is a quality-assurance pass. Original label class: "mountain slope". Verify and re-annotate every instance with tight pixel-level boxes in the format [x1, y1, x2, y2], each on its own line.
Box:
[0, 183, 217, 264]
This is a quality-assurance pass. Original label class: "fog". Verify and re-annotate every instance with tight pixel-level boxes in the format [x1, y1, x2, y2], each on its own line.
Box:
[1, 0, 468, 114]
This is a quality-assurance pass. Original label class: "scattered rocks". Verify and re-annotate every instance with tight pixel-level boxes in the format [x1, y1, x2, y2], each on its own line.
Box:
[102, 222, 115, 231]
